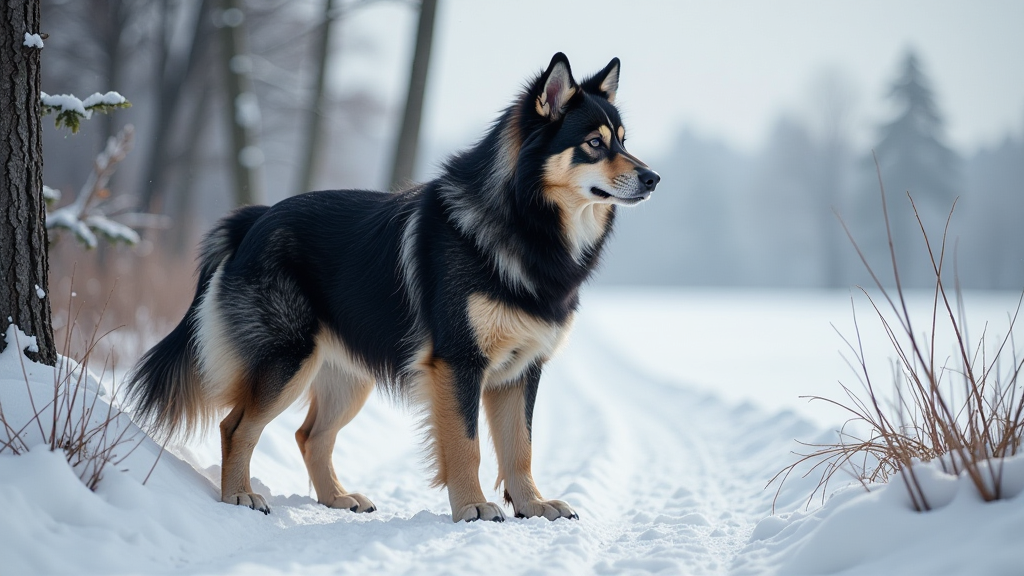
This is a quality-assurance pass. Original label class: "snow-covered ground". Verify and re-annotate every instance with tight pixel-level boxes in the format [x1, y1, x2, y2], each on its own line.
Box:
[2, 288, 1023, 575]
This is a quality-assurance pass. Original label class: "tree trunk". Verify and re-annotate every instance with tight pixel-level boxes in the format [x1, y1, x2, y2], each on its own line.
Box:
[172, 79, 213, 255]
[293, 0, 337, 196]
[95, 1, 129, 272]
[138, 0, 214, 212]
[0, 0, 57, 366]
[219, 0, 264, 206]
[98, 0, 127, 144]
[388, 0, 437, 191]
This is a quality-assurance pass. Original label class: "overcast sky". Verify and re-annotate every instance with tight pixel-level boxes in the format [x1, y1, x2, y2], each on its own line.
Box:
[333, 0, 1024, 164]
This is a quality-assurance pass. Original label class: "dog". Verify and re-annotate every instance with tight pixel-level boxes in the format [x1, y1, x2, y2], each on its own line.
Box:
[126, 53, 659, 523]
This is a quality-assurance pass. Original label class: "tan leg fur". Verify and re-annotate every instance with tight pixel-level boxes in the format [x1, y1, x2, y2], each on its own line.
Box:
[425, 358, 505, 522]
[218, 354, 319, 514]
[295, 364, 375, 512]
[483, 383, 577, 520]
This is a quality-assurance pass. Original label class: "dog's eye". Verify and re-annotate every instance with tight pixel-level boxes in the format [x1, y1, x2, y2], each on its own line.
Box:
[587, 138, 603, 148]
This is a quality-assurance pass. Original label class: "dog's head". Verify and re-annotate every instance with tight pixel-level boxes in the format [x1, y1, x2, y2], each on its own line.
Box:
[527, 53, 660, 208]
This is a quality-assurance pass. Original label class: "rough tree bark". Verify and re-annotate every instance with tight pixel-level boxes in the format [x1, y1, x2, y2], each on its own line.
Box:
[388, 0, 437, 191]
[0, 0, 57, 365]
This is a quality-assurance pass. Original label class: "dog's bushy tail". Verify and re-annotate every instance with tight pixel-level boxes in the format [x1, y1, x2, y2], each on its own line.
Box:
[125, 205, 270, 439]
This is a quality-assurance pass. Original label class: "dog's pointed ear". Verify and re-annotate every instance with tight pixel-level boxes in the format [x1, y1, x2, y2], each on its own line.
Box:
[534, 53, 577, 121]
[581, 57, 620, 103]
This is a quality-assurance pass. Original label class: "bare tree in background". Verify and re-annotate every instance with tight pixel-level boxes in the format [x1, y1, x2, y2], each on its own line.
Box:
[93, 0, 130, 144]
[219, 0, 265, 206]
[170, 79, 214, 254]
[1, 0, 57, 365]
[139, 0, 216, 213]
[294, 0, 338, 196]
[389, 0, 437, 191]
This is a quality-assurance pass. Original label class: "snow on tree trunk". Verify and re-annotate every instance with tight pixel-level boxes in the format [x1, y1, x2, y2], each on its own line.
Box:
[0, 0, 57, 366]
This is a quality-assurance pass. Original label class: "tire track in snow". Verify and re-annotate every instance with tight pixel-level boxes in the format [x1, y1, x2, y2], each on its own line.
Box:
[530, 318, 819, 574]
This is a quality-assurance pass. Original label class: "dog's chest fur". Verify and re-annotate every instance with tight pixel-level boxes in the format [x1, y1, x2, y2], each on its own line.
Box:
[466, 293, 572, 387]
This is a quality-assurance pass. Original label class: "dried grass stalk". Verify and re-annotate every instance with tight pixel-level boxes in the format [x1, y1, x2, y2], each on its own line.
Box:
[770, 154, 1024, 512]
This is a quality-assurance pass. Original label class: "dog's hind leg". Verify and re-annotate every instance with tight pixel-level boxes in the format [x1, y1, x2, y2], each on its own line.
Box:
[220, 355, 319, 514]
[424, 358, 505, 523]
[295, 364, 375, 512]
[482, 364, 578, 520]
[219, 402, 269, 513]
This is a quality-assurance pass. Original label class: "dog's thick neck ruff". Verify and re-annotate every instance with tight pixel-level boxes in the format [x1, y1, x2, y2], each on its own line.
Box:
[434, 53, 657, 302]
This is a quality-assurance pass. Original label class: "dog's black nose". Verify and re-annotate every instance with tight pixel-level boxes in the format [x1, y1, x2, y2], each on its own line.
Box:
[637, 168, 661, 192]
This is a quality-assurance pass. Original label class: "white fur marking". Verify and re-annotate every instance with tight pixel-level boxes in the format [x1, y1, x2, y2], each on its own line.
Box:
[398, 209, 423, 311]
[195, 266, 244, 405]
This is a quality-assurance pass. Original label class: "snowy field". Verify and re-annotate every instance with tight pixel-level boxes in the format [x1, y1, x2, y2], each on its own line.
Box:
[2, 288, 1024, 575]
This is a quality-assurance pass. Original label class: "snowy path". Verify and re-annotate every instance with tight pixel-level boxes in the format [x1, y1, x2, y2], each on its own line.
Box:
[133, 314, 817, 576]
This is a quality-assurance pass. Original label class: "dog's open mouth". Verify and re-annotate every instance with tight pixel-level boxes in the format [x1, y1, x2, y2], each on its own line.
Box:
[591, 187, 650, 204]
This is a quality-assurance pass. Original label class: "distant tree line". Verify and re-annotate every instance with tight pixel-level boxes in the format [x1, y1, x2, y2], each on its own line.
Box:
[38, 0, 435, 255]
[599, 50, 1024, 290]
[27, 7, 1024, 292]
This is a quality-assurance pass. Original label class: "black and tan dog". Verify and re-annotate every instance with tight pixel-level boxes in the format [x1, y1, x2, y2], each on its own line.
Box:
[127, 53, 659, 523]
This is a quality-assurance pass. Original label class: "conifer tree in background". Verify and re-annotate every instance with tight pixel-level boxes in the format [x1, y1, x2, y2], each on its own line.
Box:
[870, 49, 960, 285]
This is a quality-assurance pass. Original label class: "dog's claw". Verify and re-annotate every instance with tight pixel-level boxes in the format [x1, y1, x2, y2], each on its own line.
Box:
[512, 498, 577, 521]
[454, 502, 506, 523]
[225, 492, 271, 514]
[324, 492, 376, 513]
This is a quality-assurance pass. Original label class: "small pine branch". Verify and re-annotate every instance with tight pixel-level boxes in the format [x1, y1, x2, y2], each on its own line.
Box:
[40, 92, 131, 134]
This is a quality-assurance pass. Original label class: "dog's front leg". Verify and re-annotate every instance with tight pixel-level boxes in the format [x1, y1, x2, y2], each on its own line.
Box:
[483, 364, 578, 520]
[426, 357, 505, 523]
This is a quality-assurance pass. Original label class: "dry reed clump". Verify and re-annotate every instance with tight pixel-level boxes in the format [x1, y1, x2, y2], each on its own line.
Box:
[0, 276, 154, 491]
[771, 157, 1024, 512]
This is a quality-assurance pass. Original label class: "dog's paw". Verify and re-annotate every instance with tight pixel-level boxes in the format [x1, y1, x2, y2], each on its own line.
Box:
[324, 493, 376, 513]
[514, 498, 578, 521]
[224, 492, 271, 515]
[453, 502, 506, 523]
